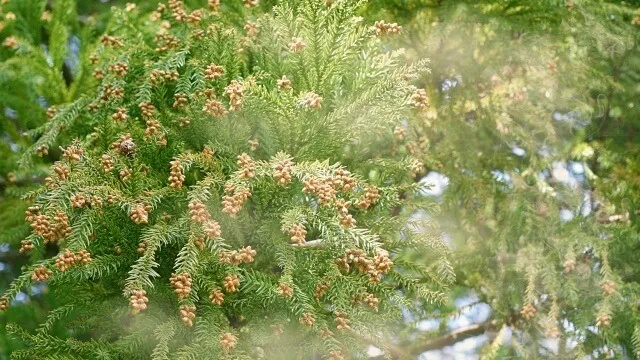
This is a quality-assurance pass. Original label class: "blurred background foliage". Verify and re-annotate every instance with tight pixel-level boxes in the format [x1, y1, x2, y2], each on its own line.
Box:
[1, 0, 639, 358]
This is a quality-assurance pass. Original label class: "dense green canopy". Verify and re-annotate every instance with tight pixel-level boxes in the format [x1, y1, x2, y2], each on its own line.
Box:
[1, 0, 639, 359]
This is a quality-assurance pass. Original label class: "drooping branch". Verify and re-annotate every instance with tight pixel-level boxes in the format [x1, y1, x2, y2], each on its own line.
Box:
[407, 319, 498, 355]
[291, 239, 325, 248]
[0, 174, 47, 188]
[367, 319, 498, 359]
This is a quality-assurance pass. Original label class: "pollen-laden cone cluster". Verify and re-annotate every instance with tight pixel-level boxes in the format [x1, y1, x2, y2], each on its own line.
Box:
[208, 0, 221, 11]
[225, 80, 244, 111]
[101, 154, 115, 172]
[219, 332, 238, 352]
[70, 193, 88, 208]
[52, 164, 70, 182]
[19, 240, 34, 254]
[289, 37, 306, 52]
[271, 324, 284, 336]
[286, 224, 307, 245]
[278, 283, 293, 297]
[373, 20, 402, 36]
[304, 91, 322, 109]
[129, 290, 149, 314]
[563, 259, 576, 273]
[111, 107, 128, 123]
[520, 304, 537, 320]
[193, 236, 205, 251]
[55, 249, 92, 272]
[61, 145, 84, 162]
[109, 61, 128, 77]
[36, 144, 48, 157]
[166, 0, 195, 23]
[237, 153, 256, 179]
[223, 274, 240, 293]
[150, 69, 179, 86]
[31, 265, 52, 282]
[137, 240, 147, 255]
[545, 325, 560, 339]
[203, 219, 222, 239]
[100, 34, 123, 47]
[410, 88, 429, 110]
[52, 212, 72, 238]
[393, 126, 405, 141]
[601, 280, 616, 296]
[0, 298, 8, 311]
[333, 311, 350, 331]
[300, 312, 315, 327]
[170, 273, 193, 300]
[596, 313, 612, 328]
[93, 68, 104, 80]
[26, 208, 73, 244]
[314, 281, 329, 301]
[362, 293, 379, 312]
[46, 106, 57, 120]
[335, 199, 356, 229]
[168, 160, 185, 188]
[188, 200, 210, 223]
[222, 184, 252, 217]
[130, 203, 151, 224]
[25, 207, 40, 225]
[154, 33, 180, 53]
[219, 246, 256, 266]
[239, 23, 257, 45]
[247, 139, 259, 151]
[100, 84, 124, 103]
[332, 169, 356, 191]
[302, 177, 336, 205]
[144, 119, 167, 146]
[357, 185, 381, 209]
[3, 36, 19, 50]
[244, 0, 259, 8]
[203, 98, 228, 118]
[204, 63, 224, 80]
[186, 10, 203, 25]
[173, 93, 188, 109]
[139, 101, 156, 119]
[209, 289, 225, 305]
[632, 8, 640, 25]
[202, 146, 215, 158]
[277, 75, 292, 91]
[337, 248, 394, 283]
[119, 167, 133, 182]
[327, 350, 345, 360]
[180, 305, 196, 327]
[273, 158, 294, 185]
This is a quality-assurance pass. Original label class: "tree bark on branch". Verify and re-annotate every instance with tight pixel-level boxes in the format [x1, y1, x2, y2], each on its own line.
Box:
[367, 319, 498, 359]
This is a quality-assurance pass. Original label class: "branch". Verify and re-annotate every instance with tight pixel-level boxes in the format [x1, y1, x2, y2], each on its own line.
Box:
[291, 239, 324, 248]
[0, 174, 47, 188]
[596, 212, 630, 224]
[365, 319, 499, 359]
[348, 330, 406, 360]
[407, 319, 498, 354]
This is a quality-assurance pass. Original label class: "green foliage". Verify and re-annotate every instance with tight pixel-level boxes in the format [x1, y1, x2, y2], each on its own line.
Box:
[361, 0, 640, 357]
[2, 0, 640, 359]
[2, 0, 451, 358]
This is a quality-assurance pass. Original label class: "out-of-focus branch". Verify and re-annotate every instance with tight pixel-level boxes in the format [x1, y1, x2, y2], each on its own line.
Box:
[291, 239, 324, 248]
[0, 175, 47, 188]
[366, 319, 498, 359]
[407, 319, 497, 355]
[596, 212, 630, 224]
[349, 331, 406, 359]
